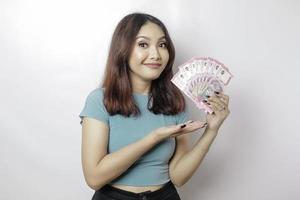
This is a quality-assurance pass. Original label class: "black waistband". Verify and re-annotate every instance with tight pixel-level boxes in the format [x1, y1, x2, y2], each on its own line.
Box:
[99, 180, 175, 199]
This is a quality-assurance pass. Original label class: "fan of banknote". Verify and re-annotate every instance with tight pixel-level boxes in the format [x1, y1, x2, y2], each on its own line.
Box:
[171, 57, 233, 114]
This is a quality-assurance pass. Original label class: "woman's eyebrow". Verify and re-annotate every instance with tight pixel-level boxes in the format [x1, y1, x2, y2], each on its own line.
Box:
[136, 36, 166, 40]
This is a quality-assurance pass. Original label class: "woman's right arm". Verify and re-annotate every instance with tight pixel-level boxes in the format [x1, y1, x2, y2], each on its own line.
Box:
[81, 117, 161, 190]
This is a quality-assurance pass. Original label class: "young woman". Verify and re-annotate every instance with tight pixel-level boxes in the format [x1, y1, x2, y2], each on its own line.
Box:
[79, 12, 230, 200]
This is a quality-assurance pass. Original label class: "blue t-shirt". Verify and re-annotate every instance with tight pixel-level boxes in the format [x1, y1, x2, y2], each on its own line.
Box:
[79, 88, 188, 186]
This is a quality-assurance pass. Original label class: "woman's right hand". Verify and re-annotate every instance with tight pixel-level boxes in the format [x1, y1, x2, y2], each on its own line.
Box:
[151, 120, 207, 142]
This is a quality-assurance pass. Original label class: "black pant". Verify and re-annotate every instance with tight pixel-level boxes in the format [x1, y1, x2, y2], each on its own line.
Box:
[91, 181, 181, 200]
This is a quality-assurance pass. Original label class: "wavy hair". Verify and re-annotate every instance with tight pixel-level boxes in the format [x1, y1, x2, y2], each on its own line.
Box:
[101, 12, 186, 117]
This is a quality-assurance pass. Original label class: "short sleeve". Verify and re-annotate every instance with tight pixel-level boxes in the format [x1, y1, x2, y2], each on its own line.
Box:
[175, 109, 188, 125]
[79, 88, 109, 125]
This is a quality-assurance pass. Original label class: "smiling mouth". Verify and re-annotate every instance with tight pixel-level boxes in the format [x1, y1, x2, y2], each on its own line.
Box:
[143, 63, 162, 68]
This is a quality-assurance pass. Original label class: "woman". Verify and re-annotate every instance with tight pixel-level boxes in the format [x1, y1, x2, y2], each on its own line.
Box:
[79, 12, 230, 200]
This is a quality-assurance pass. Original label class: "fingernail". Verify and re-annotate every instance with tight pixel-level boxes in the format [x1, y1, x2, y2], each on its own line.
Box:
[203, 99, 210, 105]
[214, 91, 219, 95]
[180, 124, 186, 128]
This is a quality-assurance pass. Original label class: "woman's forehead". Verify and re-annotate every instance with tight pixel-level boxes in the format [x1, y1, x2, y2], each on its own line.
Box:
[136, 35, 166, 40]
[136, 23, 165, 40]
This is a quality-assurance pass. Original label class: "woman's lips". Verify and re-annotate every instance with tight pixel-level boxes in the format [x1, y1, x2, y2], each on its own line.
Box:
[143, 63, 162, 68]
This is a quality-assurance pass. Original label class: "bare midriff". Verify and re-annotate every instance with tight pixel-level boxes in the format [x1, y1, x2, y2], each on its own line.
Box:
[109, 183, 167, 193]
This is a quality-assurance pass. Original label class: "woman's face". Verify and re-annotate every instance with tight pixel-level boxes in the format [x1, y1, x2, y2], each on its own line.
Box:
[128, 22, 169, 83]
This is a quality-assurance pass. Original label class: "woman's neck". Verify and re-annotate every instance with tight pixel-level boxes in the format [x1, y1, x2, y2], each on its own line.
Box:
[131, 79, 151, 95]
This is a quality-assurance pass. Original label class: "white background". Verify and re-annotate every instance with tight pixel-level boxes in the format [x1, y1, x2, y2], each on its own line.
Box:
[1, 0, 299, 199]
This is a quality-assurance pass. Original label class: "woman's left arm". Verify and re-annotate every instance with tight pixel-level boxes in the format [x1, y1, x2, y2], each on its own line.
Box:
[170, 92, 230, 187]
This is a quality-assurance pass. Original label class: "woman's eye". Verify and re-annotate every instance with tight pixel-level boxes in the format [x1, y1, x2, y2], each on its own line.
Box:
[160, 42, 167, 48]
[138, 43, 148, 48]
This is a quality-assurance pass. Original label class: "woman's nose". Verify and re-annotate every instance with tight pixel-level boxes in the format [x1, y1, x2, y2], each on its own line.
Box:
[149, 46, 161, 60]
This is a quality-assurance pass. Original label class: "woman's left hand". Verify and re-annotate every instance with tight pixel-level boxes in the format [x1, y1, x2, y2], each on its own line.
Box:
[202, 91, 230, 131]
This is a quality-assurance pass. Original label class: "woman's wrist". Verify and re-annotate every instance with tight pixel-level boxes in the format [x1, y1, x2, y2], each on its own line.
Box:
[204, 126, 219, 135]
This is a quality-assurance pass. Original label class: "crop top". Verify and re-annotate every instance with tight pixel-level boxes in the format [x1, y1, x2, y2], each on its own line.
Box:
[79, 88, 188, 186]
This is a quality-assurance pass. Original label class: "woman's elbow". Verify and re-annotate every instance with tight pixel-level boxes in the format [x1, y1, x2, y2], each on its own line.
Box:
[86, 178, 103, 191]
[84, 174, 103, 191]
[170, 178, 184, 188]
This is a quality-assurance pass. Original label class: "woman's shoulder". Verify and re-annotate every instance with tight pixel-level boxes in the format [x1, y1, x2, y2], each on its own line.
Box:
[87, 87, 105, 99]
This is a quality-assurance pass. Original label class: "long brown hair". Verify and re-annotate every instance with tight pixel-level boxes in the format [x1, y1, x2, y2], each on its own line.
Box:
[101, 12, 186, 117]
